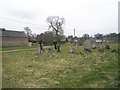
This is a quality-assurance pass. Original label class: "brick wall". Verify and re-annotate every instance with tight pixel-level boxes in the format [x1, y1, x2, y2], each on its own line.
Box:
[1, 37, 28, 47]
[2, 37, 28, 41]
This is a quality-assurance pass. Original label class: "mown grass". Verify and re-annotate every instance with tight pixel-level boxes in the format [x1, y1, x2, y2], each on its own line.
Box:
[2, 44, 119, 88]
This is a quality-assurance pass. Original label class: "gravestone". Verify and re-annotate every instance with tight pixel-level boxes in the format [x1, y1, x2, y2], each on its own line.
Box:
[98, 44, 105, 52]
[83, 40, 92, 52]
[68, 46, 75, 53]
[36, 44, 44, 53]
[28, 42, 32, 46]
[75, 44, 78, 48]
[92, 43, 96, 49]
[105, 44, 110, 49]
[48, 48, 52, 53]
[102, 40, 110, 49]
[36, 45, 40, 53]
[78, 38, 83, 46]
[74, 39, 78, 48]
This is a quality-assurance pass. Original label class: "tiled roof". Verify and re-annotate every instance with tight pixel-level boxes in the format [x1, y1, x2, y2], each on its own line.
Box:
[0, 29, 27, 38]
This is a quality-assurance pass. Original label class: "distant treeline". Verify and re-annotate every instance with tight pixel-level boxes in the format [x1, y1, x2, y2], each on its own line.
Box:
[102, 33, 120, 44]
[27, 31, 120, 45]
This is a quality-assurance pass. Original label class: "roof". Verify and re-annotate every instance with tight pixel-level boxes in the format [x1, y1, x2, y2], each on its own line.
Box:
[0, 29, 27, 38]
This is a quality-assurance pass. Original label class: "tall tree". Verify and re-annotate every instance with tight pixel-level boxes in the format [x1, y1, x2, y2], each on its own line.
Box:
[94, 33, 103, 40]
[47, 16, 65, 36]
[47, 16, 65, 51]
[36, 33, 44, 52]
[36, 31, 55, 45]
[82, 33, 90, 40]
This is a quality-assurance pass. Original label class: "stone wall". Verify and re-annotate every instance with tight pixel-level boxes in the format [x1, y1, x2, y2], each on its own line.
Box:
[1, 37, 28, 47]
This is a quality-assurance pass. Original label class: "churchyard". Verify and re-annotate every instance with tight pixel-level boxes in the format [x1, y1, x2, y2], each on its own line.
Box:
[2, 43, 119, 88]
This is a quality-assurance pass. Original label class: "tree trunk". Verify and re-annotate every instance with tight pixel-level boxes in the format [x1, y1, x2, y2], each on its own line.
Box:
[39, 43, 42, 53]
[57, 46, 60, 52]
[54, 44, 57, 50]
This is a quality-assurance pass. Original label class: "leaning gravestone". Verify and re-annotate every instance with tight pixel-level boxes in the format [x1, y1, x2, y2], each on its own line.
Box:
[83, 40, 92, 52]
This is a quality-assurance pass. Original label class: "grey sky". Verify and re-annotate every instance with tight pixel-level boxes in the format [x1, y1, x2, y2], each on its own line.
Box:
[0, 0, 119, 37]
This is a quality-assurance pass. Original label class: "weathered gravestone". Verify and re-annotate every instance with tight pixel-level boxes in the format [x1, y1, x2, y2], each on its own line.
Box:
[68, 46, 75, 53]
[36, 45, 40, 53]
[92, 43, 96, 49]
[83, 40, 92, 52]
[28, 42, 32, 46]
[105, 44, 110, 49]
[102, 40, 110, 49]
[74, 39, 78, 48]
[36, 44, 44, 53]
[48, 48, 52, 53]
[98, 44, 105, 52]
[78, 38, 84, 46]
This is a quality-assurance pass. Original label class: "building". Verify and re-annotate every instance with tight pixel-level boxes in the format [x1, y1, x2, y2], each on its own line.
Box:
[0, 28, 28, 47]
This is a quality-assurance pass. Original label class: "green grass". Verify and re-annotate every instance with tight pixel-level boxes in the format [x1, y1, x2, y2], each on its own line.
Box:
[2, 44, 119, 88]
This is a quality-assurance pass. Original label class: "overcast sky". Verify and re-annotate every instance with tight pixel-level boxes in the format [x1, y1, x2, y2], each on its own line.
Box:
[0, 0, 119, 37]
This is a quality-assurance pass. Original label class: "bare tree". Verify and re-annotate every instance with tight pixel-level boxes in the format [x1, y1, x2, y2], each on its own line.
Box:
[46, 16, 65, 51]
[47, 16, 65, 36]
[30, 33, 37, 43]
[24, 27, 32, 41]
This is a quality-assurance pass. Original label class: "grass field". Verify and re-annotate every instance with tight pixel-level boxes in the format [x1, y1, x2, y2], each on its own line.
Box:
[2, 44, 119, 88]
